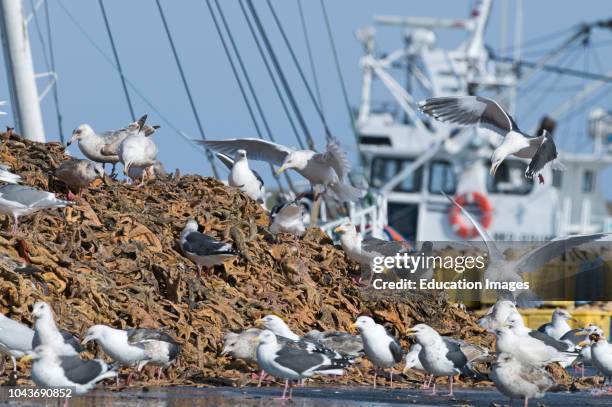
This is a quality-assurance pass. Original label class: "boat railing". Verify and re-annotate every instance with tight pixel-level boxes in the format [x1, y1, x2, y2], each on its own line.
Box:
[319, 193, 388, 240]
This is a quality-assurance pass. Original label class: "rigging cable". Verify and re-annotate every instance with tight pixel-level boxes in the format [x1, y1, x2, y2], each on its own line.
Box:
[154, 0, 219, 178]
[39, 1, 64, 143]
[246, 0, 316, 150]
[265, 0, 332, 142]
[238, 0, 304, 150]
[296, 0, 323, 112]
[98, 0, 135, 122]
[206, 0, 286, 192]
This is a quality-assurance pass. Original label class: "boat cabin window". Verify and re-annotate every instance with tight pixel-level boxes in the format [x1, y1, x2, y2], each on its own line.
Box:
[552, 169, 563, 188]
[487, 160, 533, 195]
[583, 170, 595, 193]
[428, 160, 457, 195]
[371, 157, 423, 192]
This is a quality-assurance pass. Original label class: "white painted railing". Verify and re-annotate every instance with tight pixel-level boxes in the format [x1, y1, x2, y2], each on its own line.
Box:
[320, 193, 388, 240]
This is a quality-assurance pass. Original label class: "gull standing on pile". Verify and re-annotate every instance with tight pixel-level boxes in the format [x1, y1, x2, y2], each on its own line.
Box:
[68, 115, 148, 175]
[496, 313, 577, 368]
[199, 139, 363, 202]
[565, 324, 603, 377]
[0, 185, 72, 234]
[444, 192, 612, 307]
[52, 159, 105, 201]
[127, 160, 166, 184]
[477, 300, 518, 332]
[0, 314, 34, 374]
[126, 328, 181, 381]
[31, 302, 83, 356]
[419, 96, 564, 182]
[216, 151, 265, 204]
[117, 118, 158, 186]
[491, 353, 554, 407]
[402, 343, 434, 389]
[407, 324, 488, 396]
[269, 199, 306, 237]
[538, 308, 575, 340]
[253, 330, 351, 400]
[179, 219, 237, 278]
[586, 332, 612, 389]
[22, 345, 116, 395]
[0, 163, 21, 184]
[352, 316, 403, 388]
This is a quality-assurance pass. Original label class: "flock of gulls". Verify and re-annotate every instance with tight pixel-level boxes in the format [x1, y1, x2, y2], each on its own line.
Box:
[0, 95, 609, 406]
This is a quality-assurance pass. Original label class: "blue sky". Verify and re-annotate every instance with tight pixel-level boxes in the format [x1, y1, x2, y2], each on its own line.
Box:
[1, 0, 611, 196]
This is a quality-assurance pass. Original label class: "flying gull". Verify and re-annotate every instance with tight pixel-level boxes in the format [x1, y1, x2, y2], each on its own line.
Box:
[126, 328, 181, 381]
[495, 313, 577, 368]
[584, 332, 612, 389]
[402, 343, 434, 389]
[537, 308, 575, 340]
[419, 96, 564, 183]
[407, 323, 489, 396]
[31, 302, 83, 357]
[216, 151, 265, 204]
[52, 159, 105, 201]
[198, 139, 363, 202]
[253, 329, 351, 400]
[269, 199, 306, 237]
[116, 120, 159, 186]
[490, 353, 554, 407]
[0, 185, 72, 235]
[352, 316, 403, 388]
[179, 219, 237, 278]
[0, 163, 21, 184]
[477, 300, 518, 332]
[444, 192, 612, 307]
[22, 345, 116, 395]
[68, 115, 148, 175]
[0, 313, 34, 374]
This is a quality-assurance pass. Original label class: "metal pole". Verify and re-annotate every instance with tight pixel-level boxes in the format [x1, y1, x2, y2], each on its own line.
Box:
[0, 0, 45, 141]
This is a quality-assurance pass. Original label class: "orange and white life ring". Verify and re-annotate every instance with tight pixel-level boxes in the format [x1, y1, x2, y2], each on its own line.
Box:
[448, 191, 493, 239]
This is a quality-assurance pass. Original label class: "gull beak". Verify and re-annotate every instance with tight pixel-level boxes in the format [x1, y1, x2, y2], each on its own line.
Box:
[20, 354, 34, 362]
[275, 164, 288, 175]
[569, 318, 578, 323]
[490, 162, 500, 176]
[334, 226, 344, 234]
[405, 327, 416, 336]
[254, 318, 265, 327]
[348, 323, 358, 334]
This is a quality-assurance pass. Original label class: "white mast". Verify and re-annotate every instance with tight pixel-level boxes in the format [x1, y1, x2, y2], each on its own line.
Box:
[0, 0, 45, 142]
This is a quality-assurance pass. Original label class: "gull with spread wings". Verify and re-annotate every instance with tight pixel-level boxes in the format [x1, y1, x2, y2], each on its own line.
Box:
[443, 192, 611, 307]
[419, 96, 564, 183]
[198, 139, 363, 202]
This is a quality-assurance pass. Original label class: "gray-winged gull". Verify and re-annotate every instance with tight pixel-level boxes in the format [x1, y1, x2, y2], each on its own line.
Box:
[490, 353, 554, 407]
[68, 115, 147, 175]
[419, 96, 564, 182]
[198, 138, 363, 202]
[253, 330, 351, 400]
[31, 302, 83, 357]
[586, 332, 612, 390]
[52, 159, 105, 201]
[352, 316, 403, 388]
[0, 163, 21, 184]
[22, 345, 116, 394]
[269, 199, 306, 237]
[495, 313, 577, 368]
[444, 192, 612, 307]
[407, 323, 489, 396]
[216, 151, 265, 204]
[126, 328, 181, 381]
[303, 330, 363, 358]
[402, 343, 434, 389]
[0, 314, 34, 373]
[566, 324, 602, 377]
[0, 185, 72, 234]
[477, 300, 518, 332]
[179, 219, 237, 278]
[537, 308, 575, 340]
[116, 120, 159, 186]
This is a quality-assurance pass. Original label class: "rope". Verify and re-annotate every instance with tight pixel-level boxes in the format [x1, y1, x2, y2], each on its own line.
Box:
[40, 1, 64, 143]
[206, 0, 286, 192]
[97, 0, 135, 122]
[238, 0, 304, 150]
[154, 0, 219, 178]
[297, 0, 324, 112]
[245, 0, 316, 150]
[265, 0, 332, 142]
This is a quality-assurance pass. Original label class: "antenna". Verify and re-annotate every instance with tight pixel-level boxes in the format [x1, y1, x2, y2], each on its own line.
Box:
[0, 0, 45, 141]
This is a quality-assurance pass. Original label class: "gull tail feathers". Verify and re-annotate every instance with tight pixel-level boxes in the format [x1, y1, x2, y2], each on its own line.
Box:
[327, 182, 363, 202]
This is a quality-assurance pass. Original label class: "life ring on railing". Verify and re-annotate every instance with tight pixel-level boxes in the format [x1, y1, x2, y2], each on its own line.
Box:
[448, 191, 492, 239]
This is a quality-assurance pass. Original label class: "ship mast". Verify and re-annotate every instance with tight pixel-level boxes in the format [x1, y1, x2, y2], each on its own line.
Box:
[0, 0, 45, 142]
